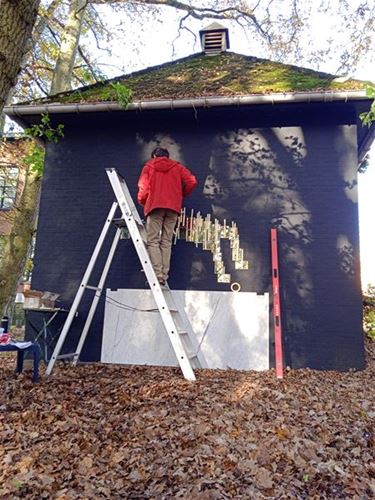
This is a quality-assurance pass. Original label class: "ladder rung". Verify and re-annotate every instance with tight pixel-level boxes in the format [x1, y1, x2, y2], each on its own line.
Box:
[187, 352, 198, 360]
[178, 330, 188, 335]
[56, 353, 79, 360]
[84, 285, 101, 291]
[112, 218, 126, 227]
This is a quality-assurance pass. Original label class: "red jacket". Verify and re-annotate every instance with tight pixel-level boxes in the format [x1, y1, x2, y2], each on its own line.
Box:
[137, 157, 197, 216]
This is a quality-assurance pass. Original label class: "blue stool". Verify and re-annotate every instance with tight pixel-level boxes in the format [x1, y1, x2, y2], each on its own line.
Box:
[0, 343, 40, 382]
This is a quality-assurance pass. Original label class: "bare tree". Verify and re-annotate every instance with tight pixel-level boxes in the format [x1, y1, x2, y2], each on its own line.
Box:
[6, 0, 375, 103]
[50, 0, 375, 90]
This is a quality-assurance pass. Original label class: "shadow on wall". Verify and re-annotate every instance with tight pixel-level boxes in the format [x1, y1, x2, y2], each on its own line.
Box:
[135, 123, 361, 369]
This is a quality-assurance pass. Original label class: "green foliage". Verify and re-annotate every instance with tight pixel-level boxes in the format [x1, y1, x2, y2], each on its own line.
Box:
[23, 114, 64, 175]
[12, 479, 23, 490]
[110, 82, 133, 109]
[366, 310, 375, 340]
[365, 86, 375, 99]
[24, 257, 34, 277]
[359, 85, 375, 128]
[99, 82, 133, 108]
[0, 235, 5, 260]
[23, 143, 45, 175]
[364, 284, 375, 340]
[358, 154, 369, 174]
[24, 113, 64, 143]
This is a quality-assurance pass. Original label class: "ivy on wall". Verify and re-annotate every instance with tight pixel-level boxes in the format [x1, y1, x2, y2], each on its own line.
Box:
[360, 86, 375, 128]
[23, 114, 65, 174]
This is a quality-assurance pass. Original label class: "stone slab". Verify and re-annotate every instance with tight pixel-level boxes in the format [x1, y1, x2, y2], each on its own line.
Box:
[101, 289, 269, 371]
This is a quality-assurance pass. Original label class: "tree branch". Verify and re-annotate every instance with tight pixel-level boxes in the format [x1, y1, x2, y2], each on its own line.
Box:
[24, 68, 49, 96]
[86, 0, 271, 42]
[172, 12, 196, 58]
[77, 45, 101, 81]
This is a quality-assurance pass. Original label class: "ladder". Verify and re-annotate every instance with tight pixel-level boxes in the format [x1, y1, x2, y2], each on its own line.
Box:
[46, 168, 205, 381]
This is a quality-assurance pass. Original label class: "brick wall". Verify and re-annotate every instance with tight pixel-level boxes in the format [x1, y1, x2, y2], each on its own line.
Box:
[30, 102, 365, 370]
[0, 138, 30, 235]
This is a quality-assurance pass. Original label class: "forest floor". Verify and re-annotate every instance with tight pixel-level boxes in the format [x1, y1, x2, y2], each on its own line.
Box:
[0, 336, 374, 499]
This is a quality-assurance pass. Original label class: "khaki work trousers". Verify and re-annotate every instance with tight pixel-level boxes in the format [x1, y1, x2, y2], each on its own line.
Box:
[146, 208, 179, 283]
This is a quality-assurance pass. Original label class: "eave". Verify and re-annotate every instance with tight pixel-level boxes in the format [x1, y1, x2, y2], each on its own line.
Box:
[5, 89, 373, 163]
[4, 89, 370, 117]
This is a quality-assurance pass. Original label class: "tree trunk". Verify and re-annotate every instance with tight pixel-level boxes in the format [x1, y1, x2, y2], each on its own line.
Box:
[0, 143, 41, 316]
[50, 0, 87, 94]
[0, 0, 62, 133]
[0, 0, 40, 115]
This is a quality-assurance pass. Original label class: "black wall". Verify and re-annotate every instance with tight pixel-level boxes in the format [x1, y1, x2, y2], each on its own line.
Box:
[30, 102, 365, 370]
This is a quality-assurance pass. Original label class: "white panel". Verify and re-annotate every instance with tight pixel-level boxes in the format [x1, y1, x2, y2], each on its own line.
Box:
[101, 289, 269, 371]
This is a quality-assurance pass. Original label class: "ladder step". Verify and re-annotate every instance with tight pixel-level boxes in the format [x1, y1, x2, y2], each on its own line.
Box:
[187, 352, 198, 360]
[112, 217, 126, 228]
[178, 330, 188, 335]
[56, 353, 79, 360]
[84, 285, 101, 291]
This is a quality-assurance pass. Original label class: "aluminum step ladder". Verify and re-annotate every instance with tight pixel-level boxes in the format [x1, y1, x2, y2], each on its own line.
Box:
[46, 168, 205, 381]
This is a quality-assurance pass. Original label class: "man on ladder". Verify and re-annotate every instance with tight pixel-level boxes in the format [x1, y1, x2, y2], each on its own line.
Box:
[46, 153, 202, 381]
[137, 147, 198, 286]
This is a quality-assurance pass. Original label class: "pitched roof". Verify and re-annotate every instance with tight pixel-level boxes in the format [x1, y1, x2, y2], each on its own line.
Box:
[34, 51, 369, 105]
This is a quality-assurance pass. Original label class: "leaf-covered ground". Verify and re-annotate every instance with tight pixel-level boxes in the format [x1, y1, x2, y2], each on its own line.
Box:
[1, 339, 374, 499]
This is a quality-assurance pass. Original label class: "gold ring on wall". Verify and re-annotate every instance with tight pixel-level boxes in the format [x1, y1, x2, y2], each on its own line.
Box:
[230, 282, 241, 293]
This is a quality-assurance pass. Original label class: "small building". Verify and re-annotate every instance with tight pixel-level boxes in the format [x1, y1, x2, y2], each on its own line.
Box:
[6, 25, 375, 371]
[0, 136, 39, 319]
[0, 137, 30, 236]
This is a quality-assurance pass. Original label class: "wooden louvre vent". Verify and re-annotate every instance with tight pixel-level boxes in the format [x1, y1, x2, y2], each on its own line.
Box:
[199, 23, 230, 55]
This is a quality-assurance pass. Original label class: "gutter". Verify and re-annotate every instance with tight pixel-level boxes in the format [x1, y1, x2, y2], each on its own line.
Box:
[4, 90, 370, 117]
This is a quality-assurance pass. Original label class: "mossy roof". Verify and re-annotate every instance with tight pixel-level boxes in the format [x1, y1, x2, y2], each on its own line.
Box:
[36, 51, 369, 105]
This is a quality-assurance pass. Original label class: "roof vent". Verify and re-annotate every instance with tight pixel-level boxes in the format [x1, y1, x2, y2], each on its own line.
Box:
[199, 23, 230, 55]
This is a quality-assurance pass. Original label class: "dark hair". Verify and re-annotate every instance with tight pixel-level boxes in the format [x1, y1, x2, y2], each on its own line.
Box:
[151, 147, 169, 158]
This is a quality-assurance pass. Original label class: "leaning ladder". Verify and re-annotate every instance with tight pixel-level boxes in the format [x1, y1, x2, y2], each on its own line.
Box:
[46, 168, 205, 381]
